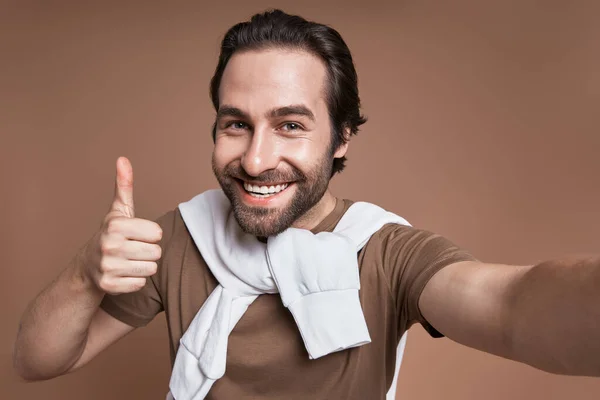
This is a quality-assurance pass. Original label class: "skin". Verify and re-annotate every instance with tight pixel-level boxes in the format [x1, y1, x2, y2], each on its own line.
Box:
[13, 46, 600, 383]
[212, 48, 348, 237]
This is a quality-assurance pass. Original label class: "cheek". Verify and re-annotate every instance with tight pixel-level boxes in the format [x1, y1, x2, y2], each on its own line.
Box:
[279, 138, 323, 170]
[213, 137, 247, 167]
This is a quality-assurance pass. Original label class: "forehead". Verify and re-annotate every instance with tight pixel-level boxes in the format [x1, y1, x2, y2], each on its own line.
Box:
[218, 48, 328, 115]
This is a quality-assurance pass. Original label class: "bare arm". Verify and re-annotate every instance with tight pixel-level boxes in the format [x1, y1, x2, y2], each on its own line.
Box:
[13, 157, 162, 381]
[13, 255, 135, 380]
[419, 258, 600, 376]
[67, 308, 135, 373]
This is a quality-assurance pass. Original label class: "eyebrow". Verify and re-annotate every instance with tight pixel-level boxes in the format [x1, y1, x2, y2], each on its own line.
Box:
[267, 105, 315, 122]
[217, 104, 316, 123]
[216, 106, 248, 120]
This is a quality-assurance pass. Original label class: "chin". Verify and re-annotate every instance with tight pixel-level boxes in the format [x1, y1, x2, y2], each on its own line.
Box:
[233, 207, 293, 237]
[216, 170, 328, 237]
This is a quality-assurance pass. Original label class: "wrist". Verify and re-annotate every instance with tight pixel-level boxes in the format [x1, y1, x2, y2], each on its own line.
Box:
[68, 244, 105, 300]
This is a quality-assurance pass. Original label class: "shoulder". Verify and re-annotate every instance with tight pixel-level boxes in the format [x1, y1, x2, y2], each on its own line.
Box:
[362, 223, 428, 262]
[373, 223, 440, 246]
[364, 222, 475, 270]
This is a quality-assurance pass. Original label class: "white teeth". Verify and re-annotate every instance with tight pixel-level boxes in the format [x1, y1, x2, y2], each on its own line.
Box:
[243, 182, 289, 196]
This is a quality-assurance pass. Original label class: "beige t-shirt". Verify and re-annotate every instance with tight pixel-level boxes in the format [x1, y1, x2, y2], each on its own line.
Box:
[100, 198, 476, 399]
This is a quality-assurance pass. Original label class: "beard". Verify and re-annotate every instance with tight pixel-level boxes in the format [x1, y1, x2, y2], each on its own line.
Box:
[212, 152, 333, 237]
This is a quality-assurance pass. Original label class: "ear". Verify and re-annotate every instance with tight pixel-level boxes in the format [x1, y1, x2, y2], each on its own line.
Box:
[333, 126, 351, 158]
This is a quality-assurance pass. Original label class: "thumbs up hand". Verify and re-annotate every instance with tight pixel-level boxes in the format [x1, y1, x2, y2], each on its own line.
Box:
[83, 157, 163, 295]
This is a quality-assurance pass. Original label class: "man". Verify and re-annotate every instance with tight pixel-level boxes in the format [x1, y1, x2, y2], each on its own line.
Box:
[13, 9, 600, 400]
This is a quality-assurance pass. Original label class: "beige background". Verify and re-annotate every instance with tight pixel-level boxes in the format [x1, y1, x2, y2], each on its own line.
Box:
[2, 1, 600, 399]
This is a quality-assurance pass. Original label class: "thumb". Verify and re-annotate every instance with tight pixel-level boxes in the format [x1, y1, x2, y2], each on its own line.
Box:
[111, 156, 135, 218]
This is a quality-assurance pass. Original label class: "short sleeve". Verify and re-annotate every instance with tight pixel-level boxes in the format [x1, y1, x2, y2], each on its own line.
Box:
[99, 209, 177, 328]
[379, 223, 478, 338]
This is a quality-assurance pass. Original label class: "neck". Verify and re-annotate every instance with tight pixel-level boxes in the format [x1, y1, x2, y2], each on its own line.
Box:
[291, 189, 337, 232]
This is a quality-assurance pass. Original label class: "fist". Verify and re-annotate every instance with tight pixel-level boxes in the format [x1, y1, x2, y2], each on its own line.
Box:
[84, 157, 163, 295]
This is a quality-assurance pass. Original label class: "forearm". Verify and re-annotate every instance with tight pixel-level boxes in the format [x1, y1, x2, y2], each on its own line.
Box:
[13, 246, 105, 381]
[510, 256, 600, 376]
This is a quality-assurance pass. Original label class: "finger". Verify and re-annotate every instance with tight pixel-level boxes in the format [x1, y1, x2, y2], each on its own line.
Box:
[99, 255, 157, 276]
[106, 217, 162, 243]
[100, 276, 148, 295]
[115, 260, 158, 277]
[111, 156, 135, 218]
[119, 240, 162, 261]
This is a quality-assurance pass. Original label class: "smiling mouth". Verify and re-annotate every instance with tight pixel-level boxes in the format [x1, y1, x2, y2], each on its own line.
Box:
[240, 180, 290, 198]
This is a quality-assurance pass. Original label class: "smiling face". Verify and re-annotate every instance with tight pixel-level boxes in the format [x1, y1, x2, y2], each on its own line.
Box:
[211, 48, 348, 237]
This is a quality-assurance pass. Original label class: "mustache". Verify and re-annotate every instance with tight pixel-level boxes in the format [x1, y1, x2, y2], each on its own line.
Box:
[223, 163, 305, 183]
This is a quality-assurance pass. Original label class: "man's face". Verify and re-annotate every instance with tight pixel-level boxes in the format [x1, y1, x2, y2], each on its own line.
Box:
[212, 48, 347, 237]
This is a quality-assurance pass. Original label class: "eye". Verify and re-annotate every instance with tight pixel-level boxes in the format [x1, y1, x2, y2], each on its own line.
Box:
[281, 122, 302, 132]
[225, 121, 249, 130]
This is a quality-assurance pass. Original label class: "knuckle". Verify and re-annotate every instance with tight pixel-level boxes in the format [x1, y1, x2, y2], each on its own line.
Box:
[105, 219, 118, 234]
[98, 258, 111, 273]
[97, 276, 113, 292]
[100, 239, 116, 255]
[105, 218, 123, 234]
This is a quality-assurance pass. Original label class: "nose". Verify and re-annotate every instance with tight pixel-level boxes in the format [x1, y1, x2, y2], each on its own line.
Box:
[240, 127, 280, 177]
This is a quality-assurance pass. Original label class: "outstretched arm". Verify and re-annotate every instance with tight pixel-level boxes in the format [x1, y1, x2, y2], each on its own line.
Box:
[419, 257, 600, 376]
